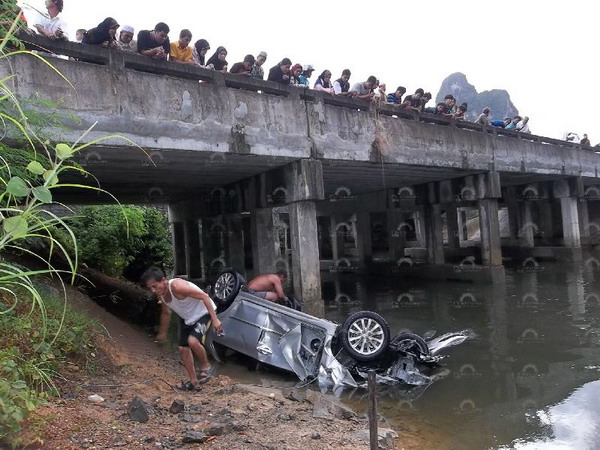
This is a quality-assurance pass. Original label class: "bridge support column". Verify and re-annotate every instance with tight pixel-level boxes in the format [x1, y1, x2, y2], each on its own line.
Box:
[289, 201, 323, 317]
[226, 215, 246, 277]
[554, 179, 582, 261]
[251, 208, 277, 275]
[578, 200, 590, 239]
[445, 205, 460, 249]
[356, 212, 373, 268]
[425, 204, 445, 265]
[477, 173, 505, 283]
[518, 202, 535, 248]
[184, 219, 202, 279]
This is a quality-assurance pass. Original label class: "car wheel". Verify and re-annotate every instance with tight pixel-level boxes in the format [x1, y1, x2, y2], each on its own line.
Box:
[340, 311, 390, 362]
[212, 268, 244, 311]
[390, 332, 430, 356]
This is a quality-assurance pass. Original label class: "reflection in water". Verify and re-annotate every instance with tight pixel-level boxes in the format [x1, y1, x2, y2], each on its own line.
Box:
[505, 379, 600, 450]
[321, 261, 600, 449]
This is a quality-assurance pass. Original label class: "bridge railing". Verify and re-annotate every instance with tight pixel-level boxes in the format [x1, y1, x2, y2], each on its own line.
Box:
[18, 32, 591, 152]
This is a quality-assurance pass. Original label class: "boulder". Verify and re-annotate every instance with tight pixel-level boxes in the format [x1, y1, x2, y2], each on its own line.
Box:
[169, 399, 185, 414]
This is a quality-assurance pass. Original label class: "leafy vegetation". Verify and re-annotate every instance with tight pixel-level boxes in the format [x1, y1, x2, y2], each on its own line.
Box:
[70, 205, 172, 280]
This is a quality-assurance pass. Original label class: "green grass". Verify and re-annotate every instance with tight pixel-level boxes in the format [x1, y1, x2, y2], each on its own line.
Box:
[0, 284, 99, 443]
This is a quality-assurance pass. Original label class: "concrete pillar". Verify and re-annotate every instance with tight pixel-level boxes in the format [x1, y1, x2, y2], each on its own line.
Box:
[507, 203, 520, 239]
[171, 222, 186, 276]
[445, 205, 460, 248]
[184, 219, 202, 278]
[251, 208, 277, 275]
[387, 209, 405, 261]
[578, 200, 590, 238]
[538, 201, 554, 240]
[560, 197, 581, 248]
[289, 201, 323, 317]
[478, 199, 503, 267]
[356, 212, 373, 268]
[424, 204, 445, 264]
[226, 215, 246, 277]
[518, 202, 535, 248]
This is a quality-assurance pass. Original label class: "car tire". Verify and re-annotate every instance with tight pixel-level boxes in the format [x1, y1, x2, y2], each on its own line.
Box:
[340, 311, 390, 362]
[390, 332, 430, 356]
[212, 268, 245, 311]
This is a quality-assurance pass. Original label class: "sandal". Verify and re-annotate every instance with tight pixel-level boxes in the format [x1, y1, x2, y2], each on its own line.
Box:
[176, 380, 201, 391]
[197, 366, 214, 384]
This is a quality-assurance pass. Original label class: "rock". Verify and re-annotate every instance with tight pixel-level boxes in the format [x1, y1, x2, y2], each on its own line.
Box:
[169, 399, 185, 414]
[306, 391, 356, 420]
[351, 427, 398, 450]
[128, 397, 149, 423]
[281, 387, 306, 402]
[181, 431, 208, 444]
[203, 422, 230, 436]
[232, 421, 249, 432]
[235, 384, 286, 402]
[142, 436, 155, 443]
[87, 394, 105, 403]
[101, 402, 119, 409]
[311, 432, 321, 440]
[277, 413, 294, 421]
[179, 413, 199, 423]
[214, 386, 234, 395]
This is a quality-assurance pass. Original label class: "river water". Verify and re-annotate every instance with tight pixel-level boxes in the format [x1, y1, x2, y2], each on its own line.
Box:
[158, 260, 600, 449]
[319, 261, 600, 449]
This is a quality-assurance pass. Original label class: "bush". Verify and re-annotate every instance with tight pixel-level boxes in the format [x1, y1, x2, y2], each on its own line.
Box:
[70, 205, 172, 280]
[0, 289, 98, 441]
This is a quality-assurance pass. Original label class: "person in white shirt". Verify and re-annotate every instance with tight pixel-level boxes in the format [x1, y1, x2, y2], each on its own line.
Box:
[34, 0, 68, 40]
[142, 266, 221, 391]
[516, 116, 531, 133]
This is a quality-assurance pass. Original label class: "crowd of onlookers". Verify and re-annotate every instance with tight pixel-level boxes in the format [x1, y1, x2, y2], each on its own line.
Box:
[29, 1, 593, 146]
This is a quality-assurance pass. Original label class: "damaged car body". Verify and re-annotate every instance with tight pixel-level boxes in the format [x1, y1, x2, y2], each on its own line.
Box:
[204, 269, 471, 387]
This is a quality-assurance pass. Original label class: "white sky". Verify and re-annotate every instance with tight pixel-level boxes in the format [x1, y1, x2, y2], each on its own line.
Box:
[20, 0, 598, 142]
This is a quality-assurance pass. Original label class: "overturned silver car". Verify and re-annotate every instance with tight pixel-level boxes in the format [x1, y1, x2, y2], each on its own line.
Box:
[204, 269, 470, 387]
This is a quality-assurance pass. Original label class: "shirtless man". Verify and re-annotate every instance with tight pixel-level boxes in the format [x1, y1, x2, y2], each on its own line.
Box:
[246, 271, 287, 303]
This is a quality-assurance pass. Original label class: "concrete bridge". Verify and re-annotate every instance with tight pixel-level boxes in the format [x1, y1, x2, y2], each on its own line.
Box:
[5, 34, 600, 315]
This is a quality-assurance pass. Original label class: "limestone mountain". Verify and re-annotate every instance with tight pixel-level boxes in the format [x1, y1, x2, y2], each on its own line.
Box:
[434, 73, 519, 122]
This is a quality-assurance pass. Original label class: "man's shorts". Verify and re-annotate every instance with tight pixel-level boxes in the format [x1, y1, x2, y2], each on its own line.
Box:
[178, 315, 211, 347]
[246, 288, 269, 299]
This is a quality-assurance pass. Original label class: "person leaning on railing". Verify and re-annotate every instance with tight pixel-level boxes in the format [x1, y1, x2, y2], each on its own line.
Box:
[81, 17, 119, 49]
[34, 0, 68, 41]
[137, 22, 170, 61]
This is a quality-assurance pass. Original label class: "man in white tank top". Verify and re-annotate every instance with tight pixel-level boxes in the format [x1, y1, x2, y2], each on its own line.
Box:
[141, 266, 222, 391]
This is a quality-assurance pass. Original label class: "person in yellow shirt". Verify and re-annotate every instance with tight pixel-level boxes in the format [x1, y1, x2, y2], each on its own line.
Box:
[170, 29, 193, 64]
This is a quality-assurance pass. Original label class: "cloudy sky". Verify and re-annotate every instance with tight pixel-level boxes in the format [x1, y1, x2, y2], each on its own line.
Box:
[21, 0, 598, 142]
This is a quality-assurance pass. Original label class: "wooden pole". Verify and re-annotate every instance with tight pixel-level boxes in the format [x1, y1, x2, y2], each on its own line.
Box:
[368, 370, 378, 450]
